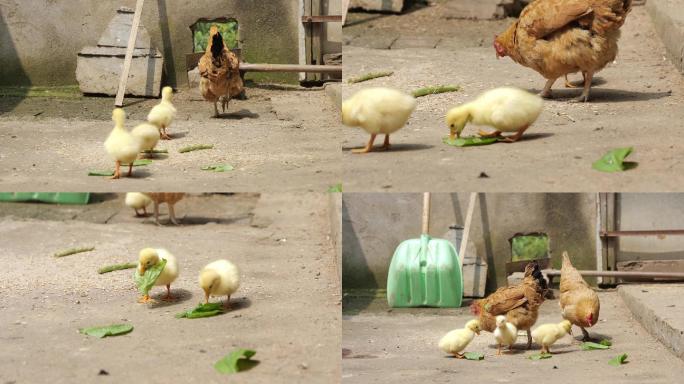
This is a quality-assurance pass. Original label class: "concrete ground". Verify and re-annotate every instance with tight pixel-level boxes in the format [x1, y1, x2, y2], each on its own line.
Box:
[0, 193, 340, 383]
[342, 291, 684, 383]
[619, 284, 684, 361]
[342, 2, 684, 192]
[0, 84, 340, 192]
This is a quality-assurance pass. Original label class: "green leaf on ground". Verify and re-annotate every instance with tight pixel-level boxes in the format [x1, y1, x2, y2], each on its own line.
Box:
[79, 324, 133, 338]
[412, 85, 460, 98]
[214, 349, 259, 374]
[328, 183, 343, 193]
[581, 341, 610, 350]
[133, 259, 167, 295]
[88, 170, 115, 177]
[599, 339, 612, 347]
[592, 147, 637, 172]
[176, 302, 224, 319]
[528, 353, 553, 360]
[608, 353, 628, 366]
[142, 149, 168, 154]
[54, 246, 95, 258]
[464, 352, 484, 360]
[98, 262, 138, 274]
[126, 159, 153, 167]
[201, 164, 235, 172]
[443, 136, 499, 147]
[347, 71, 394, 84]
[180, 144, 214, 153]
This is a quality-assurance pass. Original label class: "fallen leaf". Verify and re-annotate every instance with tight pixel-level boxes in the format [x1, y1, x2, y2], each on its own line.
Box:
[98, 262, 137, 274]
[592, 147, 637, 172]
[79, 324, 133, 338]
[88, 170, 115, 177]
[464, 352, 484, 360]
[581, 341, 610, 350]
[412, 85, 459, 98]
[133, 259, 167, 296]
[528, 353, 552, 360]
[176, 302, 224, 319]
[599, 339, 612, 347]
[214, 349, 259, 374]
[201, 164, 234, 172]
[54, 246, 95, 258]
[443, 136, 498, 147]
[608, 353, 628, 366]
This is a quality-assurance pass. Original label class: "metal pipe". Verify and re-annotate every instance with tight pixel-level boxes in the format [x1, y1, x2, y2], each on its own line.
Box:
[543, 269, 684, 279]
[240, 63, 341, 74]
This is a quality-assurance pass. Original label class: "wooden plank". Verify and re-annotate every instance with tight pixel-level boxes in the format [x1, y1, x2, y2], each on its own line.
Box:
[458, 193, 477, 272]
[601, 229, 684, 237]
[343, 0, 351, 25]
[240, 63, 341, 73]
[115, 0, 145, 107]
[302, 15, 343, 22]
[544, 268, 684, 279]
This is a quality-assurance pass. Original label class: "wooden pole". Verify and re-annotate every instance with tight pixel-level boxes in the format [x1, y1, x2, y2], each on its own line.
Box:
[544, 269, 684, 279]
[421, 192, 430, 236]
[240, 63, 341, 74]
[458, 193, 478, 272]
[115, 0, 145, 107]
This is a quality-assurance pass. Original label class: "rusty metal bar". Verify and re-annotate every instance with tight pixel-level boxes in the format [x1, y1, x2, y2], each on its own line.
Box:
[302, 15, 343, 23]
[543, 269, 684, 279]
[600, 229, 684, 237]
[240, 63, 341, 74]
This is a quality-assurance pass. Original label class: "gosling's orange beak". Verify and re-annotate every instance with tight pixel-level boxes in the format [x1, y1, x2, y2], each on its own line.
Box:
[204, 290, 210, 304]
[138, 266, 146, 275]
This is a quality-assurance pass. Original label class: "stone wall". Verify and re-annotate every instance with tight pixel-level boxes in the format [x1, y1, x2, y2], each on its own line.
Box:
[0, 0, 301, 86]
[342, 193, 597, 292]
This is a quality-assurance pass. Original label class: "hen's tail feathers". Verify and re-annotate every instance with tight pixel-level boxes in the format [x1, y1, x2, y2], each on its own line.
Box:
[211, 32, 225, 60]
[562, 251, 573, 270]
[591, 0, 633, 35]
[529, 262, 548, 292]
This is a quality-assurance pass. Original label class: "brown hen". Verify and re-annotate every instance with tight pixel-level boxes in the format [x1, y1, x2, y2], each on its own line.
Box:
[198, 26, 244, 117]
[145, 193, 185, 225]
[470, 262, 547, 349]
[560, 251, 600, 341]
[494, 0, 632, 102]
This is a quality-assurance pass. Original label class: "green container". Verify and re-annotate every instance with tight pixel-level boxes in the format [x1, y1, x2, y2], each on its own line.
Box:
[387, 193, 463, 308]
[387, 234, 463, 307]
[0, 193, 90, 205]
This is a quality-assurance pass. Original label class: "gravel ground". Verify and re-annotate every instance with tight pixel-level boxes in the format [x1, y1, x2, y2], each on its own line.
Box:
[0, 193, 341, 383]
[342, 4, 684, 192]
[342, 291, 684, 383]
[0, 85, 340, 192]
